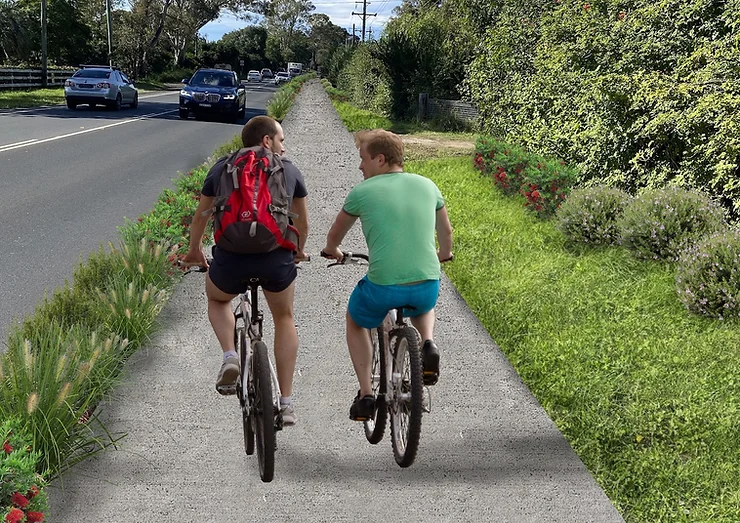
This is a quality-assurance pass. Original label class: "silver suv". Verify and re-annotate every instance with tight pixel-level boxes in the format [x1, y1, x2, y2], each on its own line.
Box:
[64, 65, 139, 110]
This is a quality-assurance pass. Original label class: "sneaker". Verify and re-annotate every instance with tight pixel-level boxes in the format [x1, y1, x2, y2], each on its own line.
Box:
[216, 355, 240, 395]
[349, 391, 375, 421]
[422, 340, 440, 385]
[281, 404, 296, 426]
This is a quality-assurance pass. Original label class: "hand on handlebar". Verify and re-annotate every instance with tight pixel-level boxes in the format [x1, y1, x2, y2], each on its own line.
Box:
[320, 246, 343, 262]
[294, 251, 311, 264]
[438, 251, 454, 263]
[182, 249, 209, 269]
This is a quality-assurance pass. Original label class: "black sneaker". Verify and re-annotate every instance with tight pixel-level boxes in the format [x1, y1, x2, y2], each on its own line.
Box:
[422, 340, 440, 385]
[349, 391, 375, 421]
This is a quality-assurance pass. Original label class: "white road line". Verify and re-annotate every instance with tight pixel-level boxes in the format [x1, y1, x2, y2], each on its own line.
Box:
[0, 138, 37, 148]
[0, 109, 178, 153]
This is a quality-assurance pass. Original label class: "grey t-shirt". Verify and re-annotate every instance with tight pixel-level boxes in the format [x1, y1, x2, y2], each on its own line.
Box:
[201, 154, 308, 201]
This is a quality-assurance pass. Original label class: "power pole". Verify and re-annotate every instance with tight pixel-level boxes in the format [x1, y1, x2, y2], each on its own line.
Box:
[40, 0, 47, 87]
[105, 0, 113, 66]
[352, 0, 376, 42]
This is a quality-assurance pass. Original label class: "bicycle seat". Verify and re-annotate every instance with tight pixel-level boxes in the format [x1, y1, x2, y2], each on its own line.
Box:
[242, 277, 269, 289]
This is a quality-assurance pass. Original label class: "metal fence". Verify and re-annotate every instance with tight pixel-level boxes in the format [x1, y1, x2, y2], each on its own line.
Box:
[0, 68, 76, 89]
[418, 93, 480, 126]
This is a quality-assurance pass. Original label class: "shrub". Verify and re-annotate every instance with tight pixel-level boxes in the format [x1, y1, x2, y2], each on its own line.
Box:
[0, 419, 47, 523]
[676, 228, 740, 319]
[556, 186, 631, 246]
[617, 186, 727, 261]
[519, 159, 577, 218]
[267, 90, 293, 121]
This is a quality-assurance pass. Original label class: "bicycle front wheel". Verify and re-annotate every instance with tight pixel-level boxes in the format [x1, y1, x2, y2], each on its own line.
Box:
[389, 327, 423, 467]
[364, 326, 387, 444]
[252, 340, 275, 482]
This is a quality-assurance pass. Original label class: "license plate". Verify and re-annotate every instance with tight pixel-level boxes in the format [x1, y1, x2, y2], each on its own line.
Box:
[200, 103, 211, 107]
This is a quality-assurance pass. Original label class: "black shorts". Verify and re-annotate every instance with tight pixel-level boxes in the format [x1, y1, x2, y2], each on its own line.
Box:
[208, 246, 297, 294]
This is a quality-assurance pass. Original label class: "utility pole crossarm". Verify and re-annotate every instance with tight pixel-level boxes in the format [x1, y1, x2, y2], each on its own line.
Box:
[351, 0, 376, 42]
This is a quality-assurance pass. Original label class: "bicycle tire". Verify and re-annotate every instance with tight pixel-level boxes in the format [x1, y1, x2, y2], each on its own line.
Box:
[236, 327, 254, 456]
[364, 326, 388, 444]
[252, 340, 275, 482]
[389, 327, 424, 467]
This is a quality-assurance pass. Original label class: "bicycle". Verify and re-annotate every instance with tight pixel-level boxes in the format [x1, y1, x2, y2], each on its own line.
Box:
[322, 251, 433, 468]
[182, 262, 284, 483]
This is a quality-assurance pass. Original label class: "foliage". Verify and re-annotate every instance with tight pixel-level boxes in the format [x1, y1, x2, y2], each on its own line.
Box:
[336, 44, 392, 116]
[556, 186, 631, 246]
[266, 72, 314, 120]
[462, 0, 740, 218]
[0, 88, 64, 109]
[617, 186, 727, 261]
[0, 419, 47, 523]
[677, 228, 740, 320]
[420, 155, 740, 523]
[323, 44, 354, 86]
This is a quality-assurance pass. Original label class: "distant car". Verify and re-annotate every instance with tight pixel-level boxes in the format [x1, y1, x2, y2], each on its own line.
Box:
[179, 68, 246, 122]
[260, 68, 274, 79]
[64, 65, 138, 110]
[274, 72, 290, 85]
[288, 67, 301, 78]
[247, 70, 262, 82]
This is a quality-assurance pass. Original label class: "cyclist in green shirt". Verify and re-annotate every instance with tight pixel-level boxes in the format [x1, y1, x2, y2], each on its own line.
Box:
[322, 129, 454, 421]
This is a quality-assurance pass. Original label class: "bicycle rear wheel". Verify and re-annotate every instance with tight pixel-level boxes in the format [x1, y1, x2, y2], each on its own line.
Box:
[364, 326, 387, 444]
[252, 340, 275, 482]
[236, 327, 254, 456]
[389, 327, 423, 467]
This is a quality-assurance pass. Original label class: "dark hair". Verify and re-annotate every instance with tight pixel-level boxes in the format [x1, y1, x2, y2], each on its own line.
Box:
[241, 116, 279, 147]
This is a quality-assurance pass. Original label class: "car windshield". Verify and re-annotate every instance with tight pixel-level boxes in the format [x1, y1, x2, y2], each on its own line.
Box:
[189, 71, 235, 87]
[73, 70, 111, 79]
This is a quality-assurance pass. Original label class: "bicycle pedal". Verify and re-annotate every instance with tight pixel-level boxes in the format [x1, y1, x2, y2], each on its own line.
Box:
[216, 384, 237, 395]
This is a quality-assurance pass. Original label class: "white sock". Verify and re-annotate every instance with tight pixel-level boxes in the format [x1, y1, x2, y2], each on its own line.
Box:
[223, 350, 237, 360]
[280, 396, 292, 406]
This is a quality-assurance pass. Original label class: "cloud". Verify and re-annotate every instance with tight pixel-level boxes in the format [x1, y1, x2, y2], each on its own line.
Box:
[200, 0, 401, 42]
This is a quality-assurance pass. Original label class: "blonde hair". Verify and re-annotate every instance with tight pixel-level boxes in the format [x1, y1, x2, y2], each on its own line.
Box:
[354, 129, 404, 168]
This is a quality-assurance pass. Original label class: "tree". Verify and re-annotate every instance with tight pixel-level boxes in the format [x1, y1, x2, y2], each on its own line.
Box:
[259, 0, 314, 63]
[307, 13, 347, 67]
[0, 0, 32, 63]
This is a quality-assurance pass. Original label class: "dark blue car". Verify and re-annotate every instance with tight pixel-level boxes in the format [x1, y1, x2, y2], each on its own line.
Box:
[179, 68, 246, 122]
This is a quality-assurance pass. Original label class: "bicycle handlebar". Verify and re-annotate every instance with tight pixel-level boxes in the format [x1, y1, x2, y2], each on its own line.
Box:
[320, 250, 369, 267]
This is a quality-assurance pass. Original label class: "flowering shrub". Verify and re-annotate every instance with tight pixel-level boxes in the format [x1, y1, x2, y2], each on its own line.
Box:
[616, 186, 727, 261]
[676, 228, 740, 320]
[0, 419, 47, 523]
[556, 186, 631, 245]
[519, 159, 577, 218]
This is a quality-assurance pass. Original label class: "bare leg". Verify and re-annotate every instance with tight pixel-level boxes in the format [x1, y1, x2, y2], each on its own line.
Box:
[206, 275, 238, 352]
[263, 282, 298, 398]
[410, 308, 435, 342]
[346, 310, 373, 396]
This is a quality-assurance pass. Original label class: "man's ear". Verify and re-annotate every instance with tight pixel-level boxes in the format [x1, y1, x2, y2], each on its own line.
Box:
[261, 135, 271, 148]
[377, 153, 387, 166]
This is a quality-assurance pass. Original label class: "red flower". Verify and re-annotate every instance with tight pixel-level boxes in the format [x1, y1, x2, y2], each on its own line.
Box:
[3, 440, 12, 453]
[5, 508, 24, 523]
[618, 11, 625, 20]
[532, 190, 540, 199]
[583, 3, 591, 10]
[27, 485, 40, 499]
[27, 512, 45, 523]
[11, 492, 30, 509]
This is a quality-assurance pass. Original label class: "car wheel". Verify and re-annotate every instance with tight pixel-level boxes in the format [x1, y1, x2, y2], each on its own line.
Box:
[179, 108, 189, 119]
[109, 94, 122, 110]
[66, 100, 76, 109]
[131, 93, 138, 109]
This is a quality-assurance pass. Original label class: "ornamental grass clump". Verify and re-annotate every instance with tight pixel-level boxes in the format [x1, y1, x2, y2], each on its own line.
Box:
[616, 186, 727, 261]
[0, 418, 47, 523]
[676, 228, 740, 320]
[556, 186, 631, 245]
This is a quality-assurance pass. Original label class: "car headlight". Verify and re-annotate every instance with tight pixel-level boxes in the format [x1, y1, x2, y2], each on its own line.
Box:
[180, 89, 191, 97]
[223, 94, 236, 100]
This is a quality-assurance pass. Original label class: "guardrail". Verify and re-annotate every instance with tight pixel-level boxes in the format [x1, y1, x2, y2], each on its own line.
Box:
[0, 68, 76, 90]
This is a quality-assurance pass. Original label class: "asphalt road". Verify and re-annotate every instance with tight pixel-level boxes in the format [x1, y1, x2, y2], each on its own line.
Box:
[0, 83, 277, 343]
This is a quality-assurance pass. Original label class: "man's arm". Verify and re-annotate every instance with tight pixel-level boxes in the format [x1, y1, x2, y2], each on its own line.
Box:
[435, 206, 453, 262]
[322, 210, 358, 259]
[182, 195, 214, 267]
[290, 196, 309, 258]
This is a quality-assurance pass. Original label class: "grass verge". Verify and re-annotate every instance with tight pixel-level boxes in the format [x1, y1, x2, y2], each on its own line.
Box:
[415, 157, 740, 523]
[0, 81, 171, 109]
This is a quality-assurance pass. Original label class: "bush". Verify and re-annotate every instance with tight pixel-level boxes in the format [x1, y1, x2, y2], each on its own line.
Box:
[676, 228, 740, 319]
[617, 186, 727, 261]
[0, 419, 47, 523]
[519, 159, 577, 218]
[556, 186, 631, 246]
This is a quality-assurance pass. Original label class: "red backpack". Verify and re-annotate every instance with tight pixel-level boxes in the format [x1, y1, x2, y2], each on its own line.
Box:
[207, 146, 299, 254]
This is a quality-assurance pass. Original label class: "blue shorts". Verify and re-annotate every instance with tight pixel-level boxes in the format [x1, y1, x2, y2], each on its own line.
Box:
[347, 276, 441, 329]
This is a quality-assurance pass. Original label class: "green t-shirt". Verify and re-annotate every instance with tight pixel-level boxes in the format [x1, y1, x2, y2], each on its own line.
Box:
[343, 172, 445, 285]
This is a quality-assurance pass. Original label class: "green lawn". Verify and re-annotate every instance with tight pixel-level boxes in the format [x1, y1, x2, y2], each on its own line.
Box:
[412, 157, 740, 523]
[0, 81, 170, 109]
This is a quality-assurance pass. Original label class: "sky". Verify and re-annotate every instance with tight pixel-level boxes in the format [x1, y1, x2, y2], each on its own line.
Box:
[199, 0, 402, 43]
